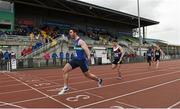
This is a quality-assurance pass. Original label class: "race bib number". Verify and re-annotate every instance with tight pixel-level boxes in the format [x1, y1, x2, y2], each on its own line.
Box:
[156, 52, 160, 55]
[114, 53, 119, 57]
[147, 53, 151, 56]
[74, 52, 78, 57]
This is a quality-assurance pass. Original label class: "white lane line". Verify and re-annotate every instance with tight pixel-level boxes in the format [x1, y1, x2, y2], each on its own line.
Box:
[0, 65, 178, 90]
[0, 68, 180, 107]
[40, 64, 177, 80]
[168, 100, 180, 109]
[4, 73, 73, 109]
[61, 70, 180, 96]
[65, 67, 178, 87]
[78, 78, 180, 108]
[0, 84, 63, 95]
[0, 67, 177, 95]
[14, 64, 176, 81]
[85, 92, 104, 99]
[0, 101, 26, 109]
[115, 101, 140, 108]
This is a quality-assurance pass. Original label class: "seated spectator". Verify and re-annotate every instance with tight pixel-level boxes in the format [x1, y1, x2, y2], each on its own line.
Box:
[27, 47, 32, 55]
[21, 48, 25, 56]
[32, 45, 36, 52]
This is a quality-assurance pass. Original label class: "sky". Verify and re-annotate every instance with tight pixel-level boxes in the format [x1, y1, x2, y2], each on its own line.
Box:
[80, 0, 180, 45]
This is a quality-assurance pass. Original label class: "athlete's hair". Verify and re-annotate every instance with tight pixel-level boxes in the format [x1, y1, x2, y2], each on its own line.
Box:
[112, 39, 118, 43]
[70, 27, 79, 33]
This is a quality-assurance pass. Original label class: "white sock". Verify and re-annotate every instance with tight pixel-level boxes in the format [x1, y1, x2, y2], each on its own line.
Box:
[63, 84, 68, 88]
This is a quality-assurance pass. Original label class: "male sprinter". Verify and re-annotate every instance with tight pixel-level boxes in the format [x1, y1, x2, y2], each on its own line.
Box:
[146, 48, 153, 67]
[154, 45, 164, 69]
[112, 39, 125, 79]
[58, 28, 103, 95]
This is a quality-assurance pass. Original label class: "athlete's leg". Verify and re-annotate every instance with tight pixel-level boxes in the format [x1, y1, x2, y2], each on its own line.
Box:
[58, 63, 73, 95]
[156, 60, 160, 69]
[84, 71, 99, 82]
[62, 63, 72, 88]
[80, 60, 100, 82]
[84, 71, 103, 87]
[149, 59, 151, 66]
[80, 60, 103, 87]
[112, 64, 117, 69]
[117, 63, 122, 78]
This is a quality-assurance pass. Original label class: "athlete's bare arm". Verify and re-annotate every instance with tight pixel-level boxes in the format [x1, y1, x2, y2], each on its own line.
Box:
[119, 46, 125, 62]
[79, 40, 91, 60]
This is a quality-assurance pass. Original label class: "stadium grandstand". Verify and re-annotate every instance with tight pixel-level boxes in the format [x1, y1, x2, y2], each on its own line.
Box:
[0, 0, 179, 70]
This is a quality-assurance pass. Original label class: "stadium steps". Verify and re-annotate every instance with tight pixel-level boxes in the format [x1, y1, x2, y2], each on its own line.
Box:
[19, 35, 68, 59]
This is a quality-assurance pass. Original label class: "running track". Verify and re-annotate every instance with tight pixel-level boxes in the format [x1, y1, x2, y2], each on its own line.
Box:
[0, 60, 180, 108]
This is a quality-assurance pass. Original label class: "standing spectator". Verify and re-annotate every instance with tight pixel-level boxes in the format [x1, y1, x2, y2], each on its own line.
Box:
[21, 48, 27, 56]
[29, 32, 35, 46]
[59, 51, 64, 66]
[27, 47, 32, 55]
[0, 49, 3, 70]
[11, 51, 16, 59]
[71, 52, 74, 60]
[66, 52, 70, 63]
[44, 52, 50, 66]
[52, 52, 58, 65]
[4, 50, 10, 69]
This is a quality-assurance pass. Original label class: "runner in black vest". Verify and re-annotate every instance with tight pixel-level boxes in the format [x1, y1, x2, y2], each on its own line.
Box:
[112, 39, 125, 79]
[154, 45, 164, 69]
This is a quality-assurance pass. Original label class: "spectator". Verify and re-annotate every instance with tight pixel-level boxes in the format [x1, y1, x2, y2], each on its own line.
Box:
[21, 48, 27, 56]
[71, 52, 74, 60]
[52, 52, 58, 65]
[0, 49, 3, 70]
[29, 32, 35, 46]
[66, 52, 70, 63]
[11, 51, 16, 59]
[44, 52, 50, 66]
[27, 47, 32, 55]
[59, 51, 64, 66]
[4, 50, 10, 69]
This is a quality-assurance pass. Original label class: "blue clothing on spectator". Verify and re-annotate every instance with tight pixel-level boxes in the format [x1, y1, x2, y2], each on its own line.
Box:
[4, 51, 10, 60]
[52, 53, 58, 59]
[60, 52, 64, 59]
[71, 53, 74, 59]
[66, 52, 70, 59]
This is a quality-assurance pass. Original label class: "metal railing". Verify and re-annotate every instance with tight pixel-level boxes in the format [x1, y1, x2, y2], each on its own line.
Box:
[0, 54, 179, 71]
[20, 35, 65, 59]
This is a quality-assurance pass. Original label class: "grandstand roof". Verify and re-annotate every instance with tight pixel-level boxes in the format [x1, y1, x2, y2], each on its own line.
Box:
[6, 0, 159, 27]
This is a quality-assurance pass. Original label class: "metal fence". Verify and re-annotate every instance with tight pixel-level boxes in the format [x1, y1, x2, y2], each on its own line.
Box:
[0, 55, 180, 72]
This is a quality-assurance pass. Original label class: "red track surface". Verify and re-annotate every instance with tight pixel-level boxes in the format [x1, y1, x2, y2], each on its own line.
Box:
[0, 60, 180, 108]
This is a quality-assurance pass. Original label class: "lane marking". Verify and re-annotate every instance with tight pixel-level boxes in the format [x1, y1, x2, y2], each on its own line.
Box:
[168, 101, 180, 109]
[110, 106, 124, 109]
[0, 69, 179, 107]
[4, 73, 73, 109]
[78, 78, 180, 108]
[61, 70, 180, 96]
[0, 101, 26, 109]
[85, 92, 104, 99]
[115, 101, 140, 108]
[66, 95, 90, 102]
[0, 66, 178, 89]
[0, 66, 175, 95]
